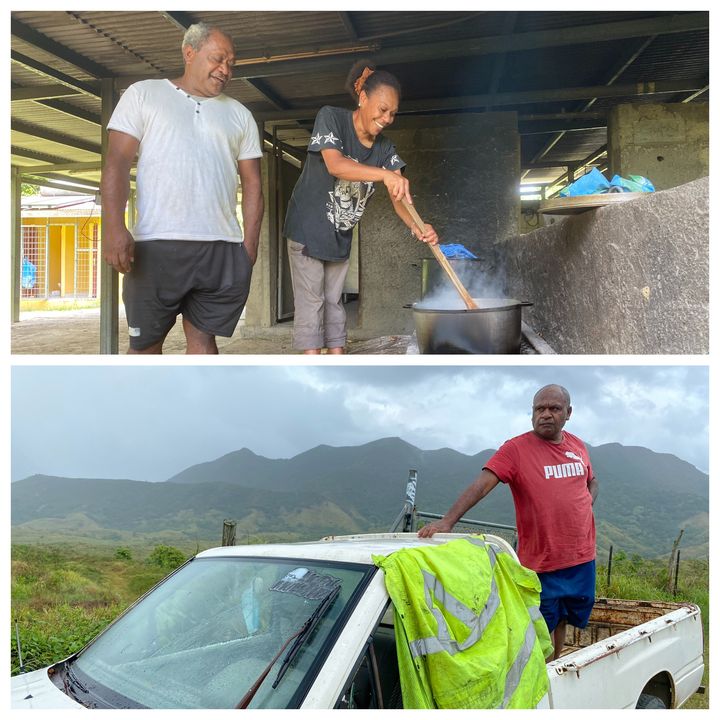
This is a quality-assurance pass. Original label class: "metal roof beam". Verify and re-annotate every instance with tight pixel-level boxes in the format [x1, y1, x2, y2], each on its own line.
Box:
[523, 161, 577, 170]
[244, 78, 290, 111]
[32, 99, 102, 126]
[11, 145, 74, 165]
[484, 12, 517, 111]
[11, 82, 102, 125]
[683, 85, 709, 102]
[230, 12, 708, 79]
[161, 11, 195, 31]
[260, 78, 707, 121]
[21, 171, 100, 190]
[519, 121, 606, 136]
[19, 176, 99, 194]
[544, 146, 609, 195]
[11, 120, 101, 155]
[338, 12, 359, 40]
[519, 112, 606, 122]
[11, 50, 100, 97]
[524, 34, 658, 178]
[11, 17, 113, 78]
[18, 161, 102, 173]
[11, 84, 82, 101]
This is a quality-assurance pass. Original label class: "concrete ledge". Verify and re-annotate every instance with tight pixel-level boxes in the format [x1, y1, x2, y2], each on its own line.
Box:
[502, 177, 708, 354]
[521, 322, 556, 354]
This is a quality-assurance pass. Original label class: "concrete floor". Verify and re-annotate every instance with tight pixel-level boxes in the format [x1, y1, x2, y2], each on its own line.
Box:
[11, 299, 552, 355]
[10, 308, 412, 355]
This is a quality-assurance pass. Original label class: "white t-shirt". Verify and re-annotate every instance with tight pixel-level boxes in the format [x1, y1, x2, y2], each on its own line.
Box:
[107, 79, 262, 242]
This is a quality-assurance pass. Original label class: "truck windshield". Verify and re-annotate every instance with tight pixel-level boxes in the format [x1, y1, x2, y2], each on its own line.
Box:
[67, 557, 371, 708]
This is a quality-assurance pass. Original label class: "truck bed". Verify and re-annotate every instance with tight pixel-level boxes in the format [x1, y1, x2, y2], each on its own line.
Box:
[365, 596, 702, 709]
[562, 597, 694, 655]
[548, 597, 703, 708]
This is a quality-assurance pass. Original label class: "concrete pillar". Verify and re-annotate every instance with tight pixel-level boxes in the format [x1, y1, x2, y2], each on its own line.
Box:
[11, 166, 21, 323]
[357, 112, 520, 335]
[244, 152, 273, 327]
[607, 103, 709, 190]
[99, 77, 119, 353]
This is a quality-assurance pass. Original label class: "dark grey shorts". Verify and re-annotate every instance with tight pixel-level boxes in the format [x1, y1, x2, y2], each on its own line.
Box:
[122, 240, 252, 350]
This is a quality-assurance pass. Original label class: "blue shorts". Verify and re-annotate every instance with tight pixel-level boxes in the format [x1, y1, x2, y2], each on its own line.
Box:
[537, 559, 596, 633]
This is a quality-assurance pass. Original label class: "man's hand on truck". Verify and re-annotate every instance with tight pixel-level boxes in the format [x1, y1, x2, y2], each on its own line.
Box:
[418, 518, 455, 537]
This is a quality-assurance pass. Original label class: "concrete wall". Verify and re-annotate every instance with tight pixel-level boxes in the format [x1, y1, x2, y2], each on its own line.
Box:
[501, 177, 708, 354]
[608, 103, 709, 190]
[356, 112, 520, 335]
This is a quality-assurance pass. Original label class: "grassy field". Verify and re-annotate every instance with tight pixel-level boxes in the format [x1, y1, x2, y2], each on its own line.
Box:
[11, 543, 182, 675]
[20, 299, 101, 312]
[11, 543, 709, 708]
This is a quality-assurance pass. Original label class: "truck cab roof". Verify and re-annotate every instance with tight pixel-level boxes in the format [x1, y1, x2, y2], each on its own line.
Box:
[196, 532, 518, 565]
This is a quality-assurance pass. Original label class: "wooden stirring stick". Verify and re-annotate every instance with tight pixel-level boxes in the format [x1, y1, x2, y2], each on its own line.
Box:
[402, 199, 478, 310]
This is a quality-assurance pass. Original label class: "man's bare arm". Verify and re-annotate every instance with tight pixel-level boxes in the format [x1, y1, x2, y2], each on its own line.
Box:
[100, 130, 139, 274]
[588, 476, 599, 505]
[238, 158, 264, 265]
[417, 469, 501, 537]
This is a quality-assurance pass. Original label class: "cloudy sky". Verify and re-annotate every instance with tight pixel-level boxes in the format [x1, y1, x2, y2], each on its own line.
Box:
[10, 363, 709, 483]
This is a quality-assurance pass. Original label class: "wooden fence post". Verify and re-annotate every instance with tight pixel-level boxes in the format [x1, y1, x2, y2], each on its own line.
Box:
[606, 545, 613, 587]
[666, 529, 684, 593]
[222, 520, 236, 547]
[673, 550, 681, 596]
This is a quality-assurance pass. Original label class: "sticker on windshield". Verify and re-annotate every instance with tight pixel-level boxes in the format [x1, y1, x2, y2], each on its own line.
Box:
[270, 569, 341, 601]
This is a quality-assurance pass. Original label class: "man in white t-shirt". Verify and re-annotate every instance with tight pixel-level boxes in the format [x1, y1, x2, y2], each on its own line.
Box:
[101, 22, 264, 354]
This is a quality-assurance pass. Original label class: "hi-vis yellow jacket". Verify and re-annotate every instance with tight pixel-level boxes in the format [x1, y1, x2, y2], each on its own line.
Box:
[373, 536, 553, 709]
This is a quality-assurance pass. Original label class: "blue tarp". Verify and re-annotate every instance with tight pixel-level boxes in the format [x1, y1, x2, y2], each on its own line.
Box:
[559, 168, 655, 197]
[439, 243, 478, 259]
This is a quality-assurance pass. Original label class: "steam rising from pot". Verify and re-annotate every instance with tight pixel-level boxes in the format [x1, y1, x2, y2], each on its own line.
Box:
[418, 259, 508, 310]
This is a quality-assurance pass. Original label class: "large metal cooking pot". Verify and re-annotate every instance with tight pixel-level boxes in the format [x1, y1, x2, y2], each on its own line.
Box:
[413, 298, 532, 354]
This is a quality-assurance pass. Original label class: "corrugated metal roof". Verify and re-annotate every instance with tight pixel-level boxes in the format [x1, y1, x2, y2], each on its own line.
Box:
[11, 10, 709, 189]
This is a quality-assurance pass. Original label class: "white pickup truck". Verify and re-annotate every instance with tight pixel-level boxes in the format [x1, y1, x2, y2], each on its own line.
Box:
[11, 532, 704, 710]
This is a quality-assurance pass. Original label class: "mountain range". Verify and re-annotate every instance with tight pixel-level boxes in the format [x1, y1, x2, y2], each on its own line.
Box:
[11, 437, 709, 558]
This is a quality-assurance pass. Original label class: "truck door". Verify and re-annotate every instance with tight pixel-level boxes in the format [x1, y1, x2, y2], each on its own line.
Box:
[335, 614, 401, 709]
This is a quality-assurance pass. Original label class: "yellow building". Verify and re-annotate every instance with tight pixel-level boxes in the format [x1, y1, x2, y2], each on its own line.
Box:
[21, 192, 101, 304]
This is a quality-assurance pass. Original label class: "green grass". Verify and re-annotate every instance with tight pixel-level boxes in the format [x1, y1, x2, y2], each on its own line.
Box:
[20, 298, 101, 312]
[11, 544, 178, 675]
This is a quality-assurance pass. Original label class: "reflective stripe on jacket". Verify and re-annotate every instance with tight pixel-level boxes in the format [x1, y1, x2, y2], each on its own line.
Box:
[373, 537, 553, 709]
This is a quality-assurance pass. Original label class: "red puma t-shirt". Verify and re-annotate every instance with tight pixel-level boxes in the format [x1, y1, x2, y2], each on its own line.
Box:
[484, 430, 596, 573]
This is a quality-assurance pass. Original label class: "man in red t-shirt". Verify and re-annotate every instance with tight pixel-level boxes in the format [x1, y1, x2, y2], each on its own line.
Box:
[418, 384, 599, 660]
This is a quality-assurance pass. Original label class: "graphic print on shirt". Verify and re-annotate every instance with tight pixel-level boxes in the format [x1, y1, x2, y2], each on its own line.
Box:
[543, 460, 586, 480]
[326, 159, 376, 231]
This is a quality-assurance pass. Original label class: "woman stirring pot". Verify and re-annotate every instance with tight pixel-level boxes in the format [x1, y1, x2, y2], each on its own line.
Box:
[283, 60, 439, 354]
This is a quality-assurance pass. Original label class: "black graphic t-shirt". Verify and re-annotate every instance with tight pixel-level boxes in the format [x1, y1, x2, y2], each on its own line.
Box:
[283, 106, 406, 261]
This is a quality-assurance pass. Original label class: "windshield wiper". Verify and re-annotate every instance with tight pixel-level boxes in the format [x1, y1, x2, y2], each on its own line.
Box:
[61, 663, 97, 708]
[271, 584, 341, 689]
[236, 584, 341, 709]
